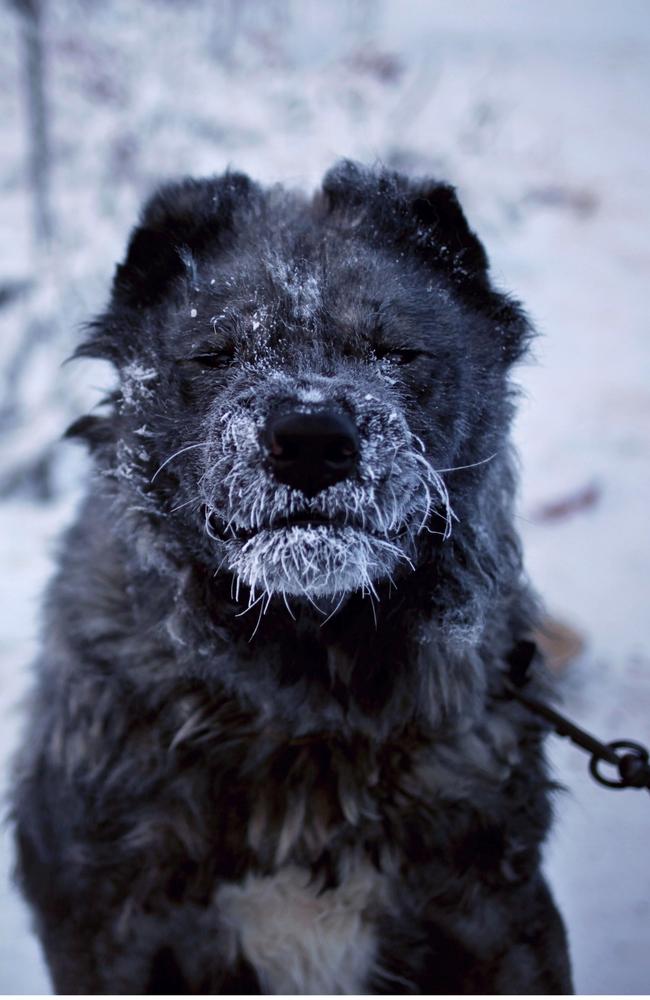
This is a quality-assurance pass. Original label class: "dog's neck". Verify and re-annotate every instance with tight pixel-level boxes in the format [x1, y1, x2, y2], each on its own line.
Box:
[138, 555, 490, 739]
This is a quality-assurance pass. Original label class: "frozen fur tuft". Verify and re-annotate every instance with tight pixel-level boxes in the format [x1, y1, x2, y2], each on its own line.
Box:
[226, 526, 407, 601]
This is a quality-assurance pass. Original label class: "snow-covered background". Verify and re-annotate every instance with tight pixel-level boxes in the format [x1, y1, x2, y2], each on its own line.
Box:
[1, 0, 649, 992]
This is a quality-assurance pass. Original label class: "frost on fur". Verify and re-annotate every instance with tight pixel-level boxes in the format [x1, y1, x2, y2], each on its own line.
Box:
[200, 399, 455, 602]
[224, 526, 408, 600]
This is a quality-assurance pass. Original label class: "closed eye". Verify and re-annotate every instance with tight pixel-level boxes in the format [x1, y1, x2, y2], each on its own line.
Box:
[179, 350, 234, 370]
[376, 346, 426, 365]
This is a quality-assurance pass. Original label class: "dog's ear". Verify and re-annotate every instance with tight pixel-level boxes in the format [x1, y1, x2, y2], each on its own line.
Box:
[112, 172, 257, 310]
[323, 161, 529, 363]
[321, 159, 377, 213]
[407, 182, 488, 277]
[405, 182, 531, 361]
[407, 183, 532, 360]
[323, 161, 487, 281]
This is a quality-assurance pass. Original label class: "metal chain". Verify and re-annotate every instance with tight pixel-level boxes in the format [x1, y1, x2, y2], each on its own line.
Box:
[503, 640, 650, 795]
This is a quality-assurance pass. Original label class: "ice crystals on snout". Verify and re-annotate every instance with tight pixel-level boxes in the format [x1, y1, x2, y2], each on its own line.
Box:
[200, 397, 457, 606]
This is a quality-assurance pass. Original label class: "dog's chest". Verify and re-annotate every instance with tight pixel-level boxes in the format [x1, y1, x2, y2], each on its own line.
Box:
[206, 729, 407, 993]
[216, 863, 386, 994]
[161, 700, 520, 992]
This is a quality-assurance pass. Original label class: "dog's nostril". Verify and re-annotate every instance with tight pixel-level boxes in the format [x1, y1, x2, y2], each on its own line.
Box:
[264, 410, 360, 497]
[323, 437, 358, 468]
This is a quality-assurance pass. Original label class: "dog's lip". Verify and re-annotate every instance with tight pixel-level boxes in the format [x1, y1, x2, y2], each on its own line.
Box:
[271, 510, 343, 530]
[206, 508, 369, 541]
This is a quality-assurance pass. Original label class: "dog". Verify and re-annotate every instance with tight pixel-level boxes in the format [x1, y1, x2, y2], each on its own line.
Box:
[12, 161, 572, 993]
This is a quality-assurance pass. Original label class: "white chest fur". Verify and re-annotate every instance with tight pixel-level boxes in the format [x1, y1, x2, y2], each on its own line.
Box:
[216, 862, 386, 994]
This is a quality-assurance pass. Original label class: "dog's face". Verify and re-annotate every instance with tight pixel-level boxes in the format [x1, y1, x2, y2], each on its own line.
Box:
[79, 163, 528, 608]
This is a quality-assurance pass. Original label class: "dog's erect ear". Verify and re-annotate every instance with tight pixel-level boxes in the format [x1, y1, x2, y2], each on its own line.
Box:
[112, 172, 258, 309]
[408, 183, 488, 277]
[323, 161, 529, 362]
[323, 160, 488, 282]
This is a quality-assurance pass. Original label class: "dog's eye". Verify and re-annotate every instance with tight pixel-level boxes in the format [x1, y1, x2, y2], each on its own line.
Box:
[376, 347, 423, 365]
[182, 351, 234, 370]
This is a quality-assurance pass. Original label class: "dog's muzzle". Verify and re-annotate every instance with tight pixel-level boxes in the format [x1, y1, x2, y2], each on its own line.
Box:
[200, 395, 439, 600]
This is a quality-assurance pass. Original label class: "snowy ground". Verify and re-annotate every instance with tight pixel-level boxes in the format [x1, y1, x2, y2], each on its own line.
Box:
[1, 0, 649, 992]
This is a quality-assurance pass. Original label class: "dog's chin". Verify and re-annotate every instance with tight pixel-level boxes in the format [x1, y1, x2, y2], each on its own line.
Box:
[221, 524, 405, 598]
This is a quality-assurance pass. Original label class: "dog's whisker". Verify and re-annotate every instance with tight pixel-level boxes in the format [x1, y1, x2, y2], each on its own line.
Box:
[236, 591, 265, 620]
[171, 495, 202, 513]
[367, 591, 378, 628]
[248, 595, 267, 641]
[281, 590, 296, 621]
[435, 452, 498, 474]
[151, 441, 208, 483]
[319, 592, 346, 628]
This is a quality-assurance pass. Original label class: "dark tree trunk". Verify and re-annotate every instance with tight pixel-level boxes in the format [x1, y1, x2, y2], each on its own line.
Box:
[14, 0, 52, 247]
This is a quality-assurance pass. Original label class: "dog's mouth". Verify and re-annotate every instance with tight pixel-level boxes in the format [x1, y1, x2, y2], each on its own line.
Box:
[207, 508, 376, 542]
[204, 505, 413, 598]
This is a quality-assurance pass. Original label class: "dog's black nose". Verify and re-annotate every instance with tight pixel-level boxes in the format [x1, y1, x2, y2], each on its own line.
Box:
[264, 410, 359, 497]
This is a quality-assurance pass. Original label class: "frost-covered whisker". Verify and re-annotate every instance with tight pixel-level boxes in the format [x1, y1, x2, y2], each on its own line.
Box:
[151, 441, 209, 483]
[436, 452, 498, 474]
[171, 494, 202, 513]
[281, 591, 297, 620]
[234, 589, 265, 619]
[319, 592, 347, 628]
[410, 449, 456, 540]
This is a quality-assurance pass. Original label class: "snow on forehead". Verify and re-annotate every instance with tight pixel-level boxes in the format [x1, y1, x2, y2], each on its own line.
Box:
[263, 251, 322, 323]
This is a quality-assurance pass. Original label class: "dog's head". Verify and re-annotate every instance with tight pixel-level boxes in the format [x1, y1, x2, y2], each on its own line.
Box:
[75, 162, 530, 620]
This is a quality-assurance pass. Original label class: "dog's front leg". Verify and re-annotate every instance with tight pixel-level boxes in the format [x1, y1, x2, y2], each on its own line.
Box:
[15, 810, 264, 995]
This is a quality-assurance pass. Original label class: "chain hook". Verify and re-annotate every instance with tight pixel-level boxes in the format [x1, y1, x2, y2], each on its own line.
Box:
[589, 740, 650, 790]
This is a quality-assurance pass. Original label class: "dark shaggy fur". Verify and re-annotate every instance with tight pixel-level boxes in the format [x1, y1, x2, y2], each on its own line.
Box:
[12, 162, 572, 993]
